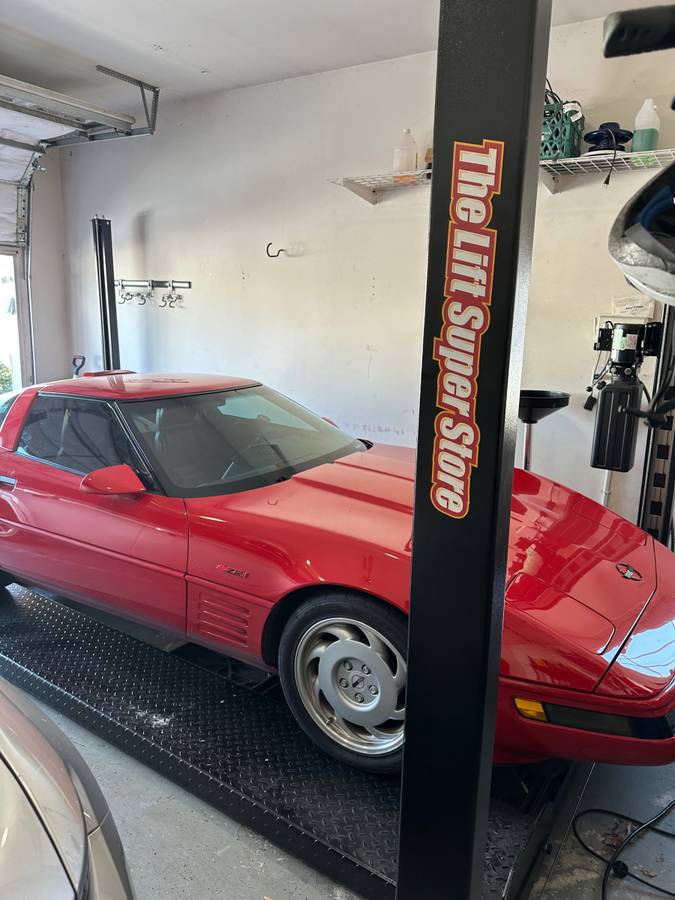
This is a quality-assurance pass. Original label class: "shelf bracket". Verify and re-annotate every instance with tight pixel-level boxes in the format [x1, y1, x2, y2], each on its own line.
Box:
[95, 65, 160, 134]
[342, 178, 379, 205]
[539, 168, 560, 194]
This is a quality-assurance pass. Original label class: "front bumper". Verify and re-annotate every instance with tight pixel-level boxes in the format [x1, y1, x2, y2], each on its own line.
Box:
[495, 675, 675, 767]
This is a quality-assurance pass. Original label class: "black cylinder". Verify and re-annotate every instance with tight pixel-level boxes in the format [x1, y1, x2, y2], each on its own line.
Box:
[591, 380, 643, 472]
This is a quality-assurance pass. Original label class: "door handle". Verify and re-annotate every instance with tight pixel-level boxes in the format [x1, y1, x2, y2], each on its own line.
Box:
[0, 475, 17, 489]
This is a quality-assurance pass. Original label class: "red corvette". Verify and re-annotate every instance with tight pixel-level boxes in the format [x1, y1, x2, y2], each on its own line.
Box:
[0, 372, 673, 774]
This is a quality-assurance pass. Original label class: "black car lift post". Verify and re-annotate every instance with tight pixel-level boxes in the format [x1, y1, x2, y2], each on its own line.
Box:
[92, 216, 121, 370]
[639, 306, 675, 545]
[397, 2, 552, 898]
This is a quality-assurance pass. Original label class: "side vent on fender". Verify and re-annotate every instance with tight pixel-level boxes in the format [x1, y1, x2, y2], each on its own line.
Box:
[195, 589, 251, 648]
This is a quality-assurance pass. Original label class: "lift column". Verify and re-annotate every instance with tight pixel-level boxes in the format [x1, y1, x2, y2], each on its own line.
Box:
[639, 308, 675, 544]
[91, 216, 120, 370]
[397, 2, 551, 898]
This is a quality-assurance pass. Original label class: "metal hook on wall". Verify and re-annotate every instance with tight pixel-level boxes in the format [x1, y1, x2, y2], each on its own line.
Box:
[266, 242, 286, 258]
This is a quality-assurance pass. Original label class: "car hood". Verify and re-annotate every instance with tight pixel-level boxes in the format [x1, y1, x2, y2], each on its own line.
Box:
[504, 469, 656, 691]
[0, 682, 89, 894]
[596, 535, 675, 700]
[292, 444, 415, 516]
[298, 451, 655, 623]
[0, 758, 74, 900]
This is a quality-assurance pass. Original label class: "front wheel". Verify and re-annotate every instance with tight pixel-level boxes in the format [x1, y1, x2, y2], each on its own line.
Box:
[278, 593, 407, 774]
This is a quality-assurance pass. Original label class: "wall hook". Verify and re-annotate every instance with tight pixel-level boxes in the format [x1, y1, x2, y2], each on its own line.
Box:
[266, 242, 286, 258]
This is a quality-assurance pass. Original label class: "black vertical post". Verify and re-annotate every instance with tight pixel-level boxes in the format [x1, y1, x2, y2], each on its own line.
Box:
[639, 307, 675, 544]
[397, 2, 551, 899]
[92, 216, 120, 370]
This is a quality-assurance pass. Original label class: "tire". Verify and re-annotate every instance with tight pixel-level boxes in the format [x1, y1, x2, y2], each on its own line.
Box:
[278, 591, 407, 774]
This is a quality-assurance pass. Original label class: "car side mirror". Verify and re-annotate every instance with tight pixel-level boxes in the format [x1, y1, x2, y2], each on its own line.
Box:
[80, 464, 146, 496]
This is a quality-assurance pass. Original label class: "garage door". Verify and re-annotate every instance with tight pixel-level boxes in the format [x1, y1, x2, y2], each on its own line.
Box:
[0, 73, 136, 246]
[0, 107, 72, 246]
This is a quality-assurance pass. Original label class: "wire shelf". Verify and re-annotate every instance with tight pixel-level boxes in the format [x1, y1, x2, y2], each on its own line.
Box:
[329, 170, 430, 204]
[332, 149, 675, 202]
[539, 148, 675, 192]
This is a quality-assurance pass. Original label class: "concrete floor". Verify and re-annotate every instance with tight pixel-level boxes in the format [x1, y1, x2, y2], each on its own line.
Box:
[539, 762, 675, 900]
[37, 703, 361, 900]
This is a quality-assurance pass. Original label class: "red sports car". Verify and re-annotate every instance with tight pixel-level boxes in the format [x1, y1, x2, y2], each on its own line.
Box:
[0, 373, 673, 774]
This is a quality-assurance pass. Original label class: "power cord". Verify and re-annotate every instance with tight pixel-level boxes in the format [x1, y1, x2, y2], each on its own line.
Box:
[604, 128, 618, 187]
[571, 801, 675, 898]
[652, 336, 675, 414]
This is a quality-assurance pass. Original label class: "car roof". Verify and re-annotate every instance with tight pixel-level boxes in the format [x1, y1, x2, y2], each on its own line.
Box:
[37, 372, 260, 401]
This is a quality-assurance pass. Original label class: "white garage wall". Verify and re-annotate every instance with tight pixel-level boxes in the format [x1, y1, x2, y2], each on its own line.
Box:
[59, 51, 436, 449]
[43, 15, 675, 521]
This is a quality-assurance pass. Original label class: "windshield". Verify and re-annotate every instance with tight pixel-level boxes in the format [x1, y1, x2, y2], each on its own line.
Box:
[119, 385, 366, 497]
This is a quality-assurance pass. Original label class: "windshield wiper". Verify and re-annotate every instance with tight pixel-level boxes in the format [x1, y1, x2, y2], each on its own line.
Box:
[256, 436, 292, 468]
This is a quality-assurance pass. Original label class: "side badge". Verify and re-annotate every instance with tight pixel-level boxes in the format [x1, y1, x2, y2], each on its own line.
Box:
[217, 564, 250, 580]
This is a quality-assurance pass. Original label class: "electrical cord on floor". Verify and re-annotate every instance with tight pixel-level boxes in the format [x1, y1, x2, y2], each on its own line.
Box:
[571, 801, 675, 898]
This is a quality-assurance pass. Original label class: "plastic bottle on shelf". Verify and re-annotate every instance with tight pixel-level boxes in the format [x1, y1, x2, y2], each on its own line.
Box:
[632, 98, 660, 152]
[393, 129, 418, 183]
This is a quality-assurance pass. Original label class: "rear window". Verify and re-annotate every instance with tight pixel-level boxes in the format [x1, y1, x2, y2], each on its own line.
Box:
[0, 391, 18, 430]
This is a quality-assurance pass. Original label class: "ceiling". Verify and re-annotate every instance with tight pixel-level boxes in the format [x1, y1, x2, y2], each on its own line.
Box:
[0, 0, 665, 111]
[0, 0, 440, 109]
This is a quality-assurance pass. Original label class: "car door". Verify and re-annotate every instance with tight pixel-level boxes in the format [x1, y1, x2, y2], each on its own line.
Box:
[0, 392, 188, 632]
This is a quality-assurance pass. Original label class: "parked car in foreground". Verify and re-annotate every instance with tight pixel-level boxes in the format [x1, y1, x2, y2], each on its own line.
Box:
[0, 373, 673, 774]
[0, 674, 135, 898]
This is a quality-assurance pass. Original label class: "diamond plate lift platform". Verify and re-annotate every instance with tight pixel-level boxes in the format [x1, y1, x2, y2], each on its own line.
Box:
[0, 587, 588, 899]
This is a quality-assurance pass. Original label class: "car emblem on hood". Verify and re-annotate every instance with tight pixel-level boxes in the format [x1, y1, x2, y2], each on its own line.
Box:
[616, 563, 642, 581]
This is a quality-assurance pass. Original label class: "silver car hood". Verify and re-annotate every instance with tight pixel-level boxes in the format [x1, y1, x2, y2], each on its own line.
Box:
[0, 760, 74, 899]
[0, 684, 87, 893]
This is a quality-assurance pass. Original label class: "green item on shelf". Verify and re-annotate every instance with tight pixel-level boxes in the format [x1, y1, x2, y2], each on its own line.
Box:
[630, 152, 659, 169]
[540, 80, 584, 161]
[632, 128, 659, 152]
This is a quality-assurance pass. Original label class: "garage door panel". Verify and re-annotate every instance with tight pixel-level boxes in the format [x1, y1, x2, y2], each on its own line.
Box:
[0, 182, 20, 244]
[0, 102, 74, 245]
